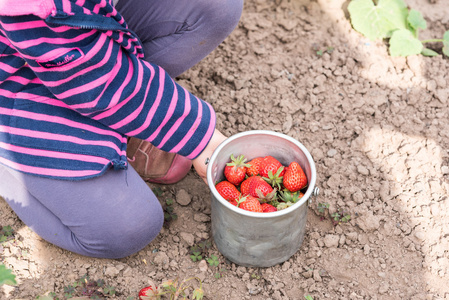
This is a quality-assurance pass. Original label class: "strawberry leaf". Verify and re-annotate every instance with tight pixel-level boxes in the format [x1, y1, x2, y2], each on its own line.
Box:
[389, 29, 423, 57]
[348, 0, 408, 41]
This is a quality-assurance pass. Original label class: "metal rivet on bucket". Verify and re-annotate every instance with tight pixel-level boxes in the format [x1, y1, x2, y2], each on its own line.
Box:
[207, 130, 317, 268]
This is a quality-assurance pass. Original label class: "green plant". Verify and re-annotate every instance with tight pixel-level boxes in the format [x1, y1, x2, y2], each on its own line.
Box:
[348, 0, 449, 57]
[250, 273, 261, 280]
[139, 277, 203, 300]
[213, 267, 228, 279]
[55, 274, 117, 299]
[312, 44, 334, 56]
[317, 202, 329, 214]
[163, 199, 177, 227]
[317, 202, 330, 221]
[206, 255, 219, 267]
[190, 251, 202, 262]
[0, 225, 15, 243]
[331, 208, 351, 226]
[305, 296, 314, 300]
[152, 187, 164, 197]
[189, 239, 212, 262]
[0, 264, 16, 286]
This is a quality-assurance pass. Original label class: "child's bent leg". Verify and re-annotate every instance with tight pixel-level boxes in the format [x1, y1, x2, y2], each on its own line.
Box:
[0, 165, 163, 259]
[116, 0, 244, 77]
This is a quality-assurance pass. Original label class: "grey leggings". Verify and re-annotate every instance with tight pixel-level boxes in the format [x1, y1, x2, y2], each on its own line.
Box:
[0, 0, 243, 259]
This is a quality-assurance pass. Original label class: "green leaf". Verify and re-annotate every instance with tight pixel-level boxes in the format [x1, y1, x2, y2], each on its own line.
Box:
[389, 29, 423, 56]
[193, 288, 204, 300]
[0, 264, 16, 286]
[348, 0, 409, 41]
[407, 9, 426, 31]
[421, 48, 439, 56]
[442, 31, 449, 57]
[104, 285, 116, 296]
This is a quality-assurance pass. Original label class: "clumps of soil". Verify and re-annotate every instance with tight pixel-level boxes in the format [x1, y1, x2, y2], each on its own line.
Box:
[2, 0, 449, 299]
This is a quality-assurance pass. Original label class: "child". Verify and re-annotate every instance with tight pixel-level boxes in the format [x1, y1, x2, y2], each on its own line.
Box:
[0, 0, 242, 258]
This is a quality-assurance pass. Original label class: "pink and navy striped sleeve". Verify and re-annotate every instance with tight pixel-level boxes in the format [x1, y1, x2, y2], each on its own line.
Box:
[0, 1, 216, 161]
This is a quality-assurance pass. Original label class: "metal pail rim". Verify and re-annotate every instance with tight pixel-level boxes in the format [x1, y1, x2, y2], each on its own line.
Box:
[207, 130, 317, 218]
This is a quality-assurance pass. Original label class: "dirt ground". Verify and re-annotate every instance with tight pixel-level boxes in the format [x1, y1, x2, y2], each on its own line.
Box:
[1, 0, 449, 299]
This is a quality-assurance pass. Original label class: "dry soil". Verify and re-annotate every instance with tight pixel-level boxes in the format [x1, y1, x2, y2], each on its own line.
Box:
[1, 0, 449, 299]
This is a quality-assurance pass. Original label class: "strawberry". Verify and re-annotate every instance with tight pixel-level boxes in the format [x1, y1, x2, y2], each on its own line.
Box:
[246, 157, 263, 176]
[139, 286, 157, 300]
[261, 203, 277, 213]
[263, 166, 284, 189]
[283, 161, 307, 192]
[259, 156, 285, 178]
[240, 176, 257, 195]
[224, 154, 250, 185]
[248, 176, 276, 201]
[238, 195, 263, 212]
[228, 198, 238, 206]
[279, 190, 304, 203]
[215, 181, 241, 202]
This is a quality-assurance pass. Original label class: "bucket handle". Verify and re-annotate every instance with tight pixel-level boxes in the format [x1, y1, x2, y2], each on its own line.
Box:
[308, 186, 320, 206]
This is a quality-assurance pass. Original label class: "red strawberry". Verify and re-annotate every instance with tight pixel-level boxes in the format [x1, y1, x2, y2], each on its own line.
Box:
[263, 165, 284, 189]
[249, 176, 274, 198]
[224, 154, 250, 185]
[228, 198, 238, 206]
[283, 161, 307, 192]
[259, 156, 285, 178]
[261, 203, 277, 213]
[240, 176, 257, 195]
[238, 195, 263, 212]
[246, 157, 264, 176]
[139, 286, 157, 300]
[215, 181, 241, 202]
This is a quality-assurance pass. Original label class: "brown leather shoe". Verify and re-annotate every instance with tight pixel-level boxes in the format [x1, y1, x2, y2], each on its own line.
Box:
[126, 137, 192, 184]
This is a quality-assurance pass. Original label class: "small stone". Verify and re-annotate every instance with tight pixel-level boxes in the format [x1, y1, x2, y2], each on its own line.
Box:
[327, 149, 337, 157]
[357, 165, 369, 176]
[302, 270, 313, 279]
[378, 283, 389, 294]
[179, 232, 195, 246]
[104, 265, 120, 277]
[282, 261, 291, 271]
[313, 269, 322, 282]
[363, 244, 370, 255]
[198, 260, 208, 272]
[153, 252, 169, 267]
[248, 285, 262, 295]
[193, 213, 210, 223]
[122, 267, 133, 277]
[356, 211, 381, 232]
[323, 234, 340, 248]
[283, 114, 293, 133]
[176, 189, 191, 206]
[414, 231, 426, 242]
[242, 273, 250, 281]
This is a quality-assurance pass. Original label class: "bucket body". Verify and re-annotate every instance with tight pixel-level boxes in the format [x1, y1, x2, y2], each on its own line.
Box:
[207, 130, 317, 267]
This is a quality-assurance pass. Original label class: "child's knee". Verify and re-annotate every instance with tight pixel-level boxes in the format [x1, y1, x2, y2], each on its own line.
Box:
[76, 207, 164, 259]
[199, 0, 244, 35]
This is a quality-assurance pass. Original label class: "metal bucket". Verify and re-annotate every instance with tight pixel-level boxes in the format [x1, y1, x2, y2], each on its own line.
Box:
[207, 130, 318, 267]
